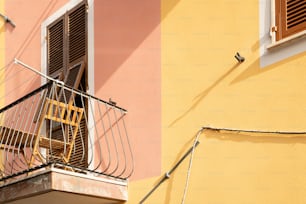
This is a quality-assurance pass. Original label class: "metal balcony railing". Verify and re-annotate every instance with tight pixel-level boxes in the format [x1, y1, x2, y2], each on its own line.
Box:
[0, 81, 134, 180]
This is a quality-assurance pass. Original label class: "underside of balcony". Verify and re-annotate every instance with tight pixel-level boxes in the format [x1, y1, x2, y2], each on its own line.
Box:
[0, 163, 127, 204]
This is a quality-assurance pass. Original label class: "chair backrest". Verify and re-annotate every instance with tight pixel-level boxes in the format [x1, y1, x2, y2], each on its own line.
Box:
[58, 61, 85, 104]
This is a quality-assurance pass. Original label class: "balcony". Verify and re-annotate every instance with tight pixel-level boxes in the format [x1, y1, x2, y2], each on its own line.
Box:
[0, 81, 133, 203]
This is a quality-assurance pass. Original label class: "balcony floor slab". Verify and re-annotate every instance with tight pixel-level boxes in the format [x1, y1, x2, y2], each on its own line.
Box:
[0, 167, 128, 204]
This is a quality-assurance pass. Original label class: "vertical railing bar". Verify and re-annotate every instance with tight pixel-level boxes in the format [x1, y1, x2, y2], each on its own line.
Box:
[0, 110, 7, 146]
[1, 108, 12, 175]
[27, 86, 50, 164]
[76, 94, 85, 165]
[52, 83, 68, 157]
[112, 109, 127, 177]
[5, 101, 21, 174]
[71, 96, 77, 158]
[60, 83, 70, 156]
[101, 103, 116, 174]
[11, 97, 30, 171]
[1, 107, 19, 176]
[86, 96, 95, 169]
[59, 83, 69, 156]
[88, 96, 103, 171]
[49, 84, 59, 160]
[79, 94, 86, 163]
[0, 110, 6, 176]
[5, 103, 23, 174]
[38, 84, 54, 162]
[80, 93, 92, 166]
[9, 101, 24, 166]
[121, 111, 134, 179]
[16, 96, 32, 167]
[65, 89, 77, 162]
[17, 92, 40, 168]
[37, 83, 51, 162]
[96, 101, 112, 173]
[106, 106, 120, 175]
[50, 85, 67, 163]
[48, 85, 56, 160]
[28, 83, 55, 165]
[70, 90, 83, 165]
[1, 109, 13, 175]
[15, 94, 37, 169]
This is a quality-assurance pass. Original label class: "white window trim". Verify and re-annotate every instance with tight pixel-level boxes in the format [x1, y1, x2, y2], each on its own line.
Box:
[259, 0, 306, 68]
[41, 0, 95, 168]
[267, 30, 306, 49]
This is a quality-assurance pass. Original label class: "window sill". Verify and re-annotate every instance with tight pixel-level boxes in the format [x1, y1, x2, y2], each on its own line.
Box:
[267, 30, 306, 50]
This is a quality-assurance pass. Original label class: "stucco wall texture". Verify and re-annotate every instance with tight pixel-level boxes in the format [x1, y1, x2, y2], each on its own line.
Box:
[130, 0, 306, 203]
[2, 0, 306, 203]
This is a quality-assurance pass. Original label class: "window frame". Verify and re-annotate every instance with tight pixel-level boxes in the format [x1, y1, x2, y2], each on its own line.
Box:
[41, 0, 94, 90]
[269, 0, 306, 48]
[41, 0, 95, 168]
[259, 0, 306, 68]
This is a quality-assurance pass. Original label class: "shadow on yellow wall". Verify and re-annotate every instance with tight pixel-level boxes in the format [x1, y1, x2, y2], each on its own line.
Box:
[205, 132, 306, 144]
[161, 0, 181, 21]
[163, 133, 197, 203]
[169, 51, 306, 128]
[169, 63, 240, 127]
[231, 51, 306, 85]
[161, 127, 306, 203]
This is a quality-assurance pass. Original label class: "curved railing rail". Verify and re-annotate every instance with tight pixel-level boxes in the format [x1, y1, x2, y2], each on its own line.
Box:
[0, 82, 134, 180]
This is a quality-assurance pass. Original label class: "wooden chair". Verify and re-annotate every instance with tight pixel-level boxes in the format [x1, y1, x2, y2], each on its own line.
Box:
[28, 62, 85, 167]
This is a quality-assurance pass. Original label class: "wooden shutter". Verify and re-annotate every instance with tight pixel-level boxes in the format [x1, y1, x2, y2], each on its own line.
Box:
[46, 2, 88, 168]
[69, 119, 87, 168]
[47, 17, 66, 77]
[59, 62, 85, 104]
[47, 2, 87, 76]
[66, 3, 88, 168]
[275, 0, 306, 41]
[63, 62, 87, 168]
[67, 3, 87, 66]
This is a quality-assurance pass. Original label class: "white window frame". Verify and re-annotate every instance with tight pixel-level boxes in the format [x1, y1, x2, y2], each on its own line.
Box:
[259, 0, 306, 68]
[41, 0, 95, 168]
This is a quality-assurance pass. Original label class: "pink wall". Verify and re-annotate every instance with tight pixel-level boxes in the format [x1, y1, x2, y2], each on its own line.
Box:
[4, 0, 68, 105]
[94, 0, 161, 180]
[3, 0, 161, 180]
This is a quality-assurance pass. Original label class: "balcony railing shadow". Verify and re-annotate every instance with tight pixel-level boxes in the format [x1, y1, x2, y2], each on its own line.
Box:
[0, 81, 134, 181]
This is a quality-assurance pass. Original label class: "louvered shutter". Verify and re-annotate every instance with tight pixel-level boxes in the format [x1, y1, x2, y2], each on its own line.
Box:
[47, 16, 66, 77]
[67, 3, 87, 66]
[67, 3, 88, 168]
[275, 0, 306, 41]
[46, 2, 88, 168]
[46, 18, 65, 142]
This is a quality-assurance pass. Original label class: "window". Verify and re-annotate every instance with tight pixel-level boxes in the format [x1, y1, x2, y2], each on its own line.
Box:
[259, 0, 306, 67]
[274, 0, 305, 41]
[47, 2, 87, 80]
[46, 2, 88, 168]
[271, 0, 306, 42]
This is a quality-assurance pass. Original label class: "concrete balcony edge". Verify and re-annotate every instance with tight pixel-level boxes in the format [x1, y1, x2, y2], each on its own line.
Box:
[0, 167, 128, 204]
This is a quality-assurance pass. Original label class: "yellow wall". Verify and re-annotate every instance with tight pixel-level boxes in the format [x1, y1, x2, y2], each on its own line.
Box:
[129, 0, 306, 203]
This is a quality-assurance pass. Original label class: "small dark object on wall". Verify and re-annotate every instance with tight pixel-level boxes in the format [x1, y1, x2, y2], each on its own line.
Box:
[235, 52, 245, 63]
